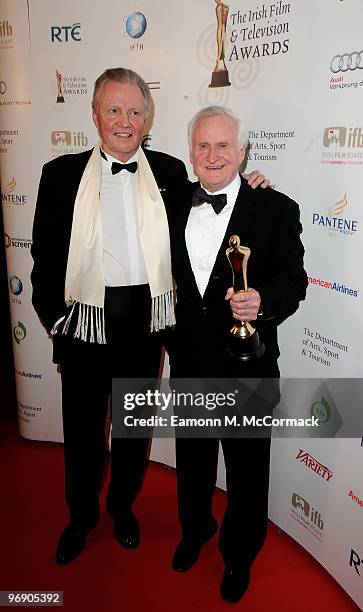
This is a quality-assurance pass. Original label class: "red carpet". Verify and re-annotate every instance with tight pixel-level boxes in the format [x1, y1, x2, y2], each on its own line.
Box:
[0, 419, 358, 611]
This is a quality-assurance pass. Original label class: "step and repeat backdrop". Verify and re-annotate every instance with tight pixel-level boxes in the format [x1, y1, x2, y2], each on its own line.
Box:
[1, 0, 362, 606]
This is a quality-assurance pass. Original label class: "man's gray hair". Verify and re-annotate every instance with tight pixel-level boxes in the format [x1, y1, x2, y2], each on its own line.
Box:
[92, 67, 152, 116]
[188, 105, 248, 148]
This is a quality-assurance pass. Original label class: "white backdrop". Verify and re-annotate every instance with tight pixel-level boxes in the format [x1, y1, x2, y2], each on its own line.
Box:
[1, 1, 362, 607]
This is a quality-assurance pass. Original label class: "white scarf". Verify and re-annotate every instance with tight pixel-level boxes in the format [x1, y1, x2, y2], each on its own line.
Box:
[62, 144, 175, 343]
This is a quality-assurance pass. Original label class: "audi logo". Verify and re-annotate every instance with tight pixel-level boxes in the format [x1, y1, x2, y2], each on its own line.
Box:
[330, 51, 363, 73]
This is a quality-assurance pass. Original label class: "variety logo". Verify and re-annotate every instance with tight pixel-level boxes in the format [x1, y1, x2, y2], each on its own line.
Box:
[312, 193, 358, 236]
[348, 489, 363, 509]
[290, 493, 324, 541]
[1, 178, 28, 205]
[349, 549, 363, 578]
[9, 275, 23, 296]
[307, 275, 359, 298]
[13, 321, 26, 345]
[331, 51, 363, 73]
[4, 233, 31, 249]
[296, 448, 333, 482]
[51, 23, 81, 43]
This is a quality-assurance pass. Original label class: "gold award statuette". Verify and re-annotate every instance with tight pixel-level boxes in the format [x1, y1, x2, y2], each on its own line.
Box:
[56, 69, 65, 103]
[209, 0, 231, 88]
[226, 235, 265, 361]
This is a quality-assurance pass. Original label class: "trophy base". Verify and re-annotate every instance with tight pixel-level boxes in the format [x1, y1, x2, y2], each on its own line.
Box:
[227, 331, 265, 362]
[209, 70, 231, 88]
[57, 95, 65, 103]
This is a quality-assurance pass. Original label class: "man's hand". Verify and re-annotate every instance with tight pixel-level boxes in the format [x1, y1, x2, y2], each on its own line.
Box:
[242, 170, 272, 190]
[225, 287, 261, 321]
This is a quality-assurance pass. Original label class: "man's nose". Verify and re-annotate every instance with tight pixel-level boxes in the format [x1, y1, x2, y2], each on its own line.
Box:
[207, 145, 218, 162]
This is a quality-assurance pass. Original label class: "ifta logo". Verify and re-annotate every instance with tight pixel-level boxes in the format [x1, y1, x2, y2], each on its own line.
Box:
[13, 321, 26, 345]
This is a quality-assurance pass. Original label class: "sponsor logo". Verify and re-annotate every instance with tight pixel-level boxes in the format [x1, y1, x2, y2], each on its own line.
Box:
[54, 70, 88, 105]
[296, 449, 333, 481]
[323, 126, 363, 148]
[0, 128, 19, 153]
[322, 127, 363, 165]
[0, 20, 14, 49]
[312, 193, 358, 236]
[13, 321, 26, 345]
[51, 23, 81, 43]
[1, 178, 28, 205]
[348, 489, 363, 509]
[50, 130, 88, 157]
[310, 397, 330, 424]
[9, 275, 23, 296]
[290, 493, 324, 541]
[331, 51, 363, 73]
[17, 401, 42, 423]
[15, 369, 42, 380]
[123, 10, 148, 52]
[125, 11, 147, 38]
[307, 275, 359, 298]
[0, 81, 6, 94]
[4, 233, 31, 249]
[349, 549, 363, 578]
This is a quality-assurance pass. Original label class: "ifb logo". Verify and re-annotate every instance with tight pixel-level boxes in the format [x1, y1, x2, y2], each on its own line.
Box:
[349, 549, 363, 578]
[13, 321, 26, 345]
[291, 493, 324, 530]
[323, 126, 363, 148]
[51, 130, 88, 147]
[51, 23, 81, 42]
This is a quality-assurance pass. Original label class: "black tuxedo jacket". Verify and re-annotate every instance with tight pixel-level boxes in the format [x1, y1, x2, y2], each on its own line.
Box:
[170, 178, 308, 377]
[31, 147, 188, 343]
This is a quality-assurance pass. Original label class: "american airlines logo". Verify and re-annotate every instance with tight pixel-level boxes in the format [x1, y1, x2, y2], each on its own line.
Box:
[296, 449, 333, 482]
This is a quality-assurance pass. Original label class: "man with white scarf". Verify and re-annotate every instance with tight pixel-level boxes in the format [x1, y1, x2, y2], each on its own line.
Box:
[31, 67, 268, 565]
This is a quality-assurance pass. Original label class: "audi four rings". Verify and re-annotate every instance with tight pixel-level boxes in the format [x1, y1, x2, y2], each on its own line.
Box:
[330, 51, 363, 73]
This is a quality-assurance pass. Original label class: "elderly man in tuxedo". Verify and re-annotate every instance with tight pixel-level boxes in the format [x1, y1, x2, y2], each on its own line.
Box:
[31, 68, 268, 565]
[170, 106, 308, 603]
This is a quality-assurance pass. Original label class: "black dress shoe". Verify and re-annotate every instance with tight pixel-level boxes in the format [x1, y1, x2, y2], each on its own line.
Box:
[55, 525, 88, 565]
[114, 512, 140, 549]
[172, 519, 218, 571]
[220, 567, 251, 603]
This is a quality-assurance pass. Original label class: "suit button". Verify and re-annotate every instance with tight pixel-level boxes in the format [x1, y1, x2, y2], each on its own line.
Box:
[202, 306, 208, 316]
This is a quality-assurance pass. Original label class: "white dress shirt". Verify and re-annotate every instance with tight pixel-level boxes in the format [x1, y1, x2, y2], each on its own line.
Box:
[185, 174, 241, 297]
[100, 150, 148, 286]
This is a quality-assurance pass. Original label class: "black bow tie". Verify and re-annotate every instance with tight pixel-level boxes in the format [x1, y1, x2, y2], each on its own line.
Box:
[111, 161, 138, 174]
[192, 186, 227, 214]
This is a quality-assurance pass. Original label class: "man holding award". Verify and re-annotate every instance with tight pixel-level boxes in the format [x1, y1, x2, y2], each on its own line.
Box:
[31, 68, 269, 566]
[170, 106, 308, 603]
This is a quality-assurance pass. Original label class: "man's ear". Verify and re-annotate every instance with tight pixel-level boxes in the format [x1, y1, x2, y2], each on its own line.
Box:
[239, 146, 246, 166]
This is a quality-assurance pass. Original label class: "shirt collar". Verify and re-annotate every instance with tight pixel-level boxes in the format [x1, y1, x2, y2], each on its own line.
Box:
[100, 148, 140, 167]
[200, 173, 241, 206]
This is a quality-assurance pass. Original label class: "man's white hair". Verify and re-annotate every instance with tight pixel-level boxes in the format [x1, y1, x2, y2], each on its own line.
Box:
[187, 105, 248, 149]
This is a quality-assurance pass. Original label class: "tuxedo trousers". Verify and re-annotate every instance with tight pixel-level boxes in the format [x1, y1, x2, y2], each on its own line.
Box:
[59, 285, 162, 528]
[175, 436, 271, 569]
